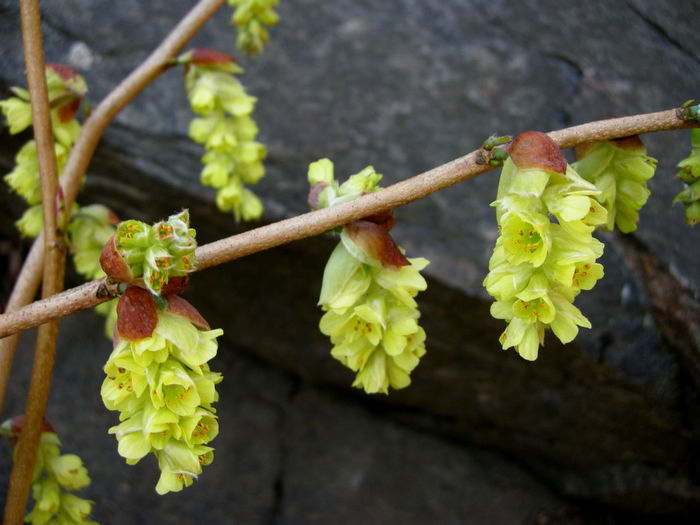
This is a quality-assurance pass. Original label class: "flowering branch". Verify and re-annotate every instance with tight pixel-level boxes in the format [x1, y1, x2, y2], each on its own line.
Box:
[0, 108, 696, 341]
[0, 0, 227, 417]
[3, 1, 67, 522]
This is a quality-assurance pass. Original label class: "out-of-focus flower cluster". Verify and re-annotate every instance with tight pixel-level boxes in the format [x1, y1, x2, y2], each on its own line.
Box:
[68, 204, 119, 337]
[227, 0, 280, 56]
[673, 128, 700, 226]
[181, 49, 266, 222]
[0, 65, 86, 238]
[0, 66, 120, 339]
[0, 417, 96, 524]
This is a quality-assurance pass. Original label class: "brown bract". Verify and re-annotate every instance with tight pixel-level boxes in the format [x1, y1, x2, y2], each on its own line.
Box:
[508, 131, 567, 174]
[160, 275, 190, 296]
[344, 219, 409, 269]
[610, 135, 645, 150]
[574, 141, 597, 159]
[9, 415, 54, 447]
[56, 97, 81, 123]
[166, 295, 210, 330]
[307, 182, 327, 210]
[99, 235, 133, 283]
[190, 48, 235, 66]
[575, 134, 645, 160]
[362, 209, 395, 231]
[116, 286, 158, 342]
[45, 63, 77, 82]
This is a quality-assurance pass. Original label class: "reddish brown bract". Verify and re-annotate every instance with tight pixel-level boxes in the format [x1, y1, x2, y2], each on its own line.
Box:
[8, 415, 54, 446]
[344, 220, 409, 269]
[56, 97, 81, 123]
[508, 131, 567, 174]
[45, 63, 77, 82]
[610, 135, 645, 150]
[190, 48, 235, 66]
[160, 276, 190, 297]
[166, 295, 210, 331]
[99, 235, 133, 283]
[116, 286, 158, 341]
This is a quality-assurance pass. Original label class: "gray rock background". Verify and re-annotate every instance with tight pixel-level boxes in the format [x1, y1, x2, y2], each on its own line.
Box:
[1, 0, 699, 522]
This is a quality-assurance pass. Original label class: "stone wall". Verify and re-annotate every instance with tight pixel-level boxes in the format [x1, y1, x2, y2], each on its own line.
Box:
[1, 0, 699, 522]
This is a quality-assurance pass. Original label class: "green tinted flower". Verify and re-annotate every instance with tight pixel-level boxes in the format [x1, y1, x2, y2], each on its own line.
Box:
[0, 94, 32, 134]
[101, 351, 149, 413]
[68, 204, 118, 280]
[307, 160, 384, 210]
[673, 129, 700, 226]
[1, 424, 96, 524]
[483, 242, 535, 302]
[15, 203, 44, 238]
[500, 210, 551, 267]
[677, 128, 700, 184]
[573, 137, 657, 233]
[59, 493, 97, 524]
[311, 159, 429, 393]
[512, 273, 556, 324]
[499, 318, 543, 361]
[47, 454, 91, 491]
[5, 141, 42, 204]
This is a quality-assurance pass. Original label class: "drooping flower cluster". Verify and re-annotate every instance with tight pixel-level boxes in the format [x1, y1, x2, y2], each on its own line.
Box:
[0, 416, 96, 524]
[0, 64, 86, 237]
[1, 66, 121, 338]
[573, 136, 657, 233]
[673, 128, 700, 226]
[99, 210, 197, 296]
[181, 48, 266, 222]
[101, 286, 223, 495]
[484, 131, 608, 360]
[309, 159, 430, 394]
[227, 0, 280, 56]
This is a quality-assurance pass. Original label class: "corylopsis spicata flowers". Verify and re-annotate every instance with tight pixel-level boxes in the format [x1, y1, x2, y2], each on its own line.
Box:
[309, 159, 430, 394]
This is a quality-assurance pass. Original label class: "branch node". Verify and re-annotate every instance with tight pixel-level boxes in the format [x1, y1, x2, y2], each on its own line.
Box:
[95, 278, 119, 300]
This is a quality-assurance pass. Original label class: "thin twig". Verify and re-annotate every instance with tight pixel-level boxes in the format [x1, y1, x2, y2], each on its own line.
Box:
[3, 1, 65, 523]
[0, 0, 226, 416]
[60, 0, 227, 212]
[0, 109, 696, 340]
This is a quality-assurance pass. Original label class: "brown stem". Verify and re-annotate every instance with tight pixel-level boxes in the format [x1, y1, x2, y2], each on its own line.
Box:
[0, 110, 696, 340]
[0, 0, 226, 420]
[3, 1, 65, 523]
